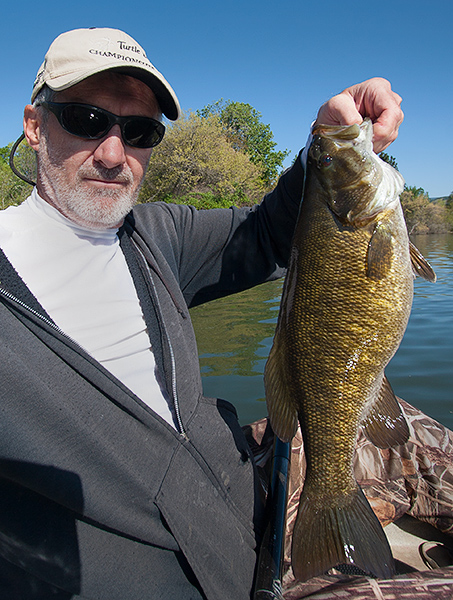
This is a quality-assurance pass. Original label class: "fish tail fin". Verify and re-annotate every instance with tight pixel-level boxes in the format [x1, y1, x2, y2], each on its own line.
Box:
[291, 485, 395, 582]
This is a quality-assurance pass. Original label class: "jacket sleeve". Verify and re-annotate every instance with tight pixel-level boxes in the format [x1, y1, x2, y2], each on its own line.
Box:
[131, 154, 305, 308]
[177, 154, 304, 307]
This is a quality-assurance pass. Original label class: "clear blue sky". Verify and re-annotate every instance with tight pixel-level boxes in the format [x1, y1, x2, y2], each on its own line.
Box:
[1, 0, 451, 197]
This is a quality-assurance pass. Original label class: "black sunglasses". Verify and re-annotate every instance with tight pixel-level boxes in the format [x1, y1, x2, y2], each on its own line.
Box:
[39, 101, 165, 148]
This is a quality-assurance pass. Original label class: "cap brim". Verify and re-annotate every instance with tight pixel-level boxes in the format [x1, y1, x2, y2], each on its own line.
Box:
[109, 66, 181, 121]
[33, 64, 181, 121]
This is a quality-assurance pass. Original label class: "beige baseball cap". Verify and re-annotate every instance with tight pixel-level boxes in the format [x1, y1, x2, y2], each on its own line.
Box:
[31, 27, 181, 120]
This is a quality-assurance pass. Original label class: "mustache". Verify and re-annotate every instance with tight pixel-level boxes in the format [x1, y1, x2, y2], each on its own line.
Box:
[79, 164, 134, 184]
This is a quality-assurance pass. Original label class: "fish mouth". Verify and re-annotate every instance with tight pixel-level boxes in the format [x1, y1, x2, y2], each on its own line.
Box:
[313, 121, 364, 142]
[312, 120, 374, 162]
[311, 119, 404, 226]
[312, 119, 372, 142]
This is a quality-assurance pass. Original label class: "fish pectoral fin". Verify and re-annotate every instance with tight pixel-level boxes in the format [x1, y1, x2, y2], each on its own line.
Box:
[291, 484, 395, 582]
[366, 221, 394, 280]
[361, 375, 410, 448]
[264, 340, 299, 443]
[409, 242, 437, 282]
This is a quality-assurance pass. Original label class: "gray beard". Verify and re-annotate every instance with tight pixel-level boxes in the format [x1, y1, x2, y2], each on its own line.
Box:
[36, 136, 144, 229]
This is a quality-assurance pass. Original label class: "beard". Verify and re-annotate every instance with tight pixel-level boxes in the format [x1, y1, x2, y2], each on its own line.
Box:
[36, 133, 146, 230]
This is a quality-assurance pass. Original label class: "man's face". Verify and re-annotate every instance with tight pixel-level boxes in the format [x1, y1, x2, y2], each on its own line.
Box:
[25, 72, 161, 229]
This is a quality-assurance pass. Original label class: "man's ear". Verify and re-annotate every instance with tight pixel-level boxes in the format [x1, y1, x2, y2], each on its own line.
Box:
[23, 104, 42, 151]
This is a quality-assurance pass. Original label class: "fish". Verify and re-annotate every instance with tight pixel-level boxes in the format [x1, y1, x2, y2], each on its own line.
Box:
[264, 118, 436, 582]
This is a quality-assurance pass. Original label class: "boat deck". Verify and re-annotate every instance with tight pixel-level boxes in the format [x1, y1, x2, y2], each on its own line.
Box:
[245, 399, 453, 598]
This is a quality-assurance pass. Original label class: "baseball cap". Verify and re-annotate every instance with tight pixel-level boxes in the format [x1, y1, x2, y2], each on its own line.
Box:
[31, 27, 181, 120]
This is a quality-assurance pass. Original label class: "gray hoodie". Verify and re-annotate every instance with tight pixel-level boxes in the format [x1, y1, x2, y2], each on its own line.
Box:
[0, 157, 304, 599]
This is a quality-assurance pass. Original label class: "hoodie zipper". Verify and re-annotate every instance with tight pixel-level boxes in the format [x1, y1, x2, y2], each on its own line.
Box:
[132, 244, 188, 439]
[0, 284, 188, 438]
[0, 285, 73, 340]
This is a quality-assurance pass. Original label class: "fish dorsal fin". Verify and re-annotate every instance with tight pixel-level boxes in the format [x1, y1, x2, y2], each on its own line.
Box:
[361, 375, 409, 448]
[409, 242, 437, 282]
[264, 336, 299, 443]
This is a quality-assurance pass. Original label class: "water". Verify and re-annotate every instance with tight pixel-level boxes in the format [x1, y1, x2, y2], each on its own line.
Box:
[386, 234, 453, 429]
[190, 234, 453, 429]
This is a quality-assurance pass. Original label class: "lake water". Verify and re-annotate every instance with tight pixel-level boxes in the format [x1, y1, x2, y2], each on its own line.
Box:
[190, 233, 453, 430]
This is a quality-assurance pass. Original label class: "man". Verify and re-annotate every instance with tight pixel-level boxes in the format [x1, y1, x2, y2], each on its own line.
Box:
[0, 27, 403, 599]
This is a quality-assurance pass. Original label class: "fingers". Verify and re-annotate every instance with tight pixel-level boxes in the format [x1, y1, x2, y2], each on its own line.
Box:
[315, 94, 363, 128]
[315, 78, 404, 153]
[370, 105, 403, 153]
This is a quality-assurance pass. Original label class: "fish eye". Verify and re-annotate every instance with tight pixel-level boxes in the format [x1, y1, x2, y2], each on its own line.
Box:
[318, 153, 333, 169]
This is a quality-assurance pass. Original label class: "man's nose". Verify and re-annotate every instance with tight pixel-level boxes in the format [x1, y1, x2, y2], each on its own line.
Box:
[93, 125, 127, 169]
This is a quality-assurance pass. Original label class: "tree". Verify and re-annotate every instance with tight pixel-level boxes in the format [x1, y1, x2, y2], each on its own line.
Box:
[404, 185, 426, 197]
[198, 100, 289, 186]
[400, 188, 452, 234]
[0, 140, 35, 208]
[139, 112, 267, 206]
[444, 192, 453, 227]
[379, 152, 399, 170]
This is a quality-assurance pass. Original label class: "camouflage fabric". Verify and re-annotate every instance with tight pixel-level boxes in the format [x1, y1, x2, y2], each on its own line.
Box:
[244, 399, 453, 598]
[354, 399, 453, 536]
[282, 567, 453, 600]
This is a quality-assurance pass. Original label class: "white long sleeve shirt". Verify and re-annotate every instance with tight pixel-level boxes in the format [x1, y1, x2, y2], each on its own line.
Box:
[0, 189, 174, 426]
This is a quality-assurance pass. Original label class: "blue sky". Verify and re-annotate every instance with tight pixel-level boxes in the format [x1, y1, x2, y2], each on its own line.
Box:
[1, 0, 451, 197]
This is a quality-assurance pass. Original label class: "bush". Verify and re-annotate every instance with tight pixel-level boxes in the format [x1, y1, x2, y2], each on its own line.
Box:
[138, 112, 269, 206]
[400, 189, 452, 234]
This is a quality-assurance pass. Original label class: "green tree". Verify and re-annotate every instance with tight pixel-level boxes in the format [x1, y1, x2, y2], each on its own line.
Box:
[404, 185, 426, 197]
[444, 191, 453, 227]
[400, 188, 452, 234]
[139, 112, 267, 207]
[0, 146, 11, 163]
[379, 152, 399, 170]
[0, 140, 34, 208]
[198, 100, 289, 186]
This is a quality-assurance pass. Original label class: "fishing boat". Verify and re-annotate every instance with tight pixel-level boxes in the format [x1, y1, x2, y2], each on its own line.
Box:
[245, 398, 453, 599]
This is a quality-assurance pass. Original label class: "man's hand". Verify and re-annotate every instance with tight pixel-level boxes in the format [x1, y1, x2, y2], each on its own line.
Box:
[315, 77, 404, 153]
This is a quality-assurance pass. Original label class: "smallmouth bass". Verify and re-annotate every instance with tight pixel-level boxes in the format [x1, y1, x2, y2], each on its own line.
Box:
[264, 119, 436, 582]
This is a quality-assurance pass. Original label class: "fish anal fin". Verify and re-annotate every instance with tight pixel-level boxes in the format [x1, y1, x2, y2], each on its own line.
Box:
[264, 338, 298, 443]
[361, 375, 410, 448]
[366, 221, 394, 281]
[409, 241, 437, 282]
[291, 485, 395, 582]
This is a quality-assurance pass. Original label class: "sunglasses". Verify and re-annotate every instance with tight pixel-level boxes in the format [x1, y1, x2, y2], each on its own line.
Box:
[39, 101, 165, 148]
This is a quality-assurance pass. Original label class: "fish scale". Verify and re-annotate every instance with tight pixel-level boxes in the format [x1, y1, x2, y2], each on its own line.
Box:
[264, 119, 436, 582]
